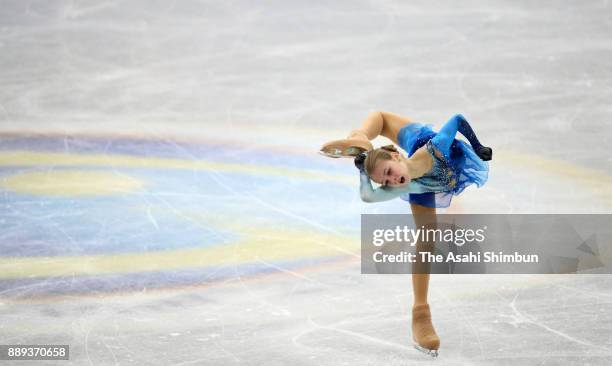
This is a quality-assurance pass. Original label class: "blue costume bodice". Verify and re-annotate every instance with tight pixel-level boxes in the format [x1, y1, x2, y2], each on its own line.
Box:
[409, 140, 457, 193]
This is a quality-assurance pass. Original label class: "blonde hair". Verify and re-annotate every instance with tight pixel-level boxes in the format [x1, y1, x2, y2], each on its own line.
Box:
[364, 145, 399, 177]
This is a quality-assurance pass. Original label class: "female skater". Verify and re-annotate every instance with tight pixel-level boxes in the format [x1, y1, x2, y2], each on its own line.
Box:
[319, 111, 491, 357]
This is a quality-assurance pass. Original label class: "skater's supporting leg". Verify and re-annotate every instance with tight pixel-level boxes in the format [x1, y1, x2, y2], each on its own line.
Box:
[412, 273, 429, 306]
[410, 203, 440, 356]
[410, 203, 435, 306]
[412, 304, 440, 357]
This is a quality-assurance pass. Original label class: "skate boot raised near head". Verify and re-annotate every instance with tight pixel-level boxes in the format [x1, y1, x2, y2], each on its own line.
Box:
[412, 304, 440, 358]
[319, 130, 373, 158]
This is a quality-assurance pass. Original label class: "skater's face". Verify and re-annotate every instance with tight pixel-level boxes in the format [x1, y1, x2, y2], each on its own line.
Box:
[370, 153, 410, 188]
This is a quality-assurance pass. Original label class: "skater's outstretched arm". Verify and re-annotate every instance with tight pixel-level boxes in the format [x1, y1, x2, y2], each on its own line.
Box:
[359, 171, 426, 203]
[432, 114, 492, 161]
[456, 115, 492, 161]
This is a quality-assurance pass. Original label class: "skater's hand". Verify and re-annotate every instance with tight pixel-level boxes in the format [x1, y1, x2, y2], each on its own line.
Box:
[354, 152, 367, 173]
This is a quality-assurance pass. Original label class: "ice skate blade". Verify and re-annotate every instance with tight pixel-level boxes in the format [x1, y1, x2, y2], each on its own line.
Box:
[344, 147, 363, 156]
[413, 343, 438, 358]
[318, 149, 342, 158]
[318, 146, 366, 158]
[319, 138, 372, 158]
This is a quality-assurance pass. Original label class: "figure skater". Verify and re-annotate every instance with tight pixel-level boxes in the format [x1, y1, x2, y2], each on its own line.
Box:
[319, 111, 491, 357]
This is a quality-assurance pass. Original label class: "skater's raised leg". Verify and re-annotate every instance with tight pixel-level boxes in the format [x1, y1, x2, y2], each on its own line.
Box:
[320, 111, 412, 157]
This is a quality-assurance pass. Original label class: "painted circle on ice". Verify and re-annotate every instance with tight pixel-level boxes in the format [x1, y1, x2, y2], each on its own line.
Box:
[0, 133, 359, 296]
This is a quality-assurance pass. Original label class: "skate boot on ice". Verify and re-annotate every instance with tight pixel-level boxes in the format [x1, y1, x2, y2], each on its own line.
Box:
[319, 130, 373, 158]
[412, 304, 440, 358]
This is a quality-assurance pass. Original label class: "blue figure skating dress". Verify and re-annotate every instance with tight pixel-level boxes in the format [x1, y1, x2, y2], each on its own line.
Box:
[396, 116, 489, 208]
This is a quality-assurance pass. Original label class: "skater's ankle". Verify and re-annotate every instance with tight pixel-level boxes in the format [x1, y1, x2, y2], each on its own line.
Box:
[413, 302, 429, 308]
[348, 130, 370, 141]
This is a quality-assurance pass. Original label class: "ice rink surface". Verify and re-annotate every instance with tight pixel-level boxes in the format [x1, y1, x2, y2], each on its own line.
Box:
[1, 0, 612, 365]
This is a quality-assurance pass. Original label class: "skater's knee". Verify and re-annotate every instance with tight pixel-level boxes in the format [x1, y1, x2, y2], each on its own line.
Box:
[364, 110, 384, 126]
[368, 110, 383, 118]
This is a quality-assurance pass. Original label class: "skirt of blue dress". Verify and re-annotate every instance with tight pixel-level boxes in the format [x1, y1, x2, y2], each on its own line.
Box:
[396, 122, 489, 208]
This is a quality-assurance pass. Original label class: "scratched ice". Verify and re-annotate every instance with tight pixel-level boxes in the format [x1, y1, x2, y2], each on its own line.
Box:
[1, 1, 611, 365]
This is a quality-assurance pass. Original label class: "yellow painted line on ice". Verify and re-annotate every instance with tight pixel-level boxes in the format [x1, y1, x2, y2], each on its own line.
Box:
[0, 150, 354, 186]
[0, 226, 358, 279]
[496, 151, 612, 203]
[2, 170, 144, 196]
